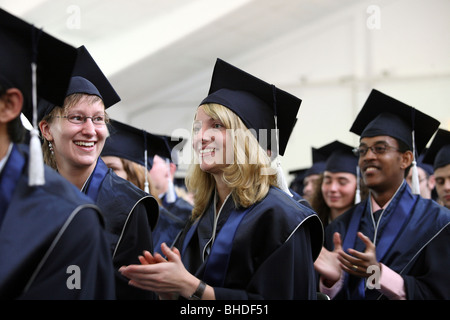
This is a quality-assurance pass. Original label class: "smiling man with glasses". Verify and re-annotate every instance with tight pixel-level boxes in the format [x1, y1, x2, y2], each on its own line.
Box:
[315, 89, 450, 300]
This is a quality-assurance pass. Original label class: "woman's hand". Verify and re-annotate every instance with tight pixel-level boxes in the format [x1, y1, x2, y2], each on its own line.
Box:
[314, 232, 344, 287]
[119, 243, 199, 299]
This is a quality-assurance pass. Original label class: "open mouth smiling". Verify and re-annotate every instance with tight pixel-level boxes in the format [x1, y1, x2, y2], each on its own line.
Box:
[74, 141, 95, 148]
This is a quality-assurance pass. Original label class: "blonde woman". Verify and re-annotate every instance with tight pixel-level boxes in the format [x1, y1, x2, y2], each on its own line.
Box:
[119, 59, 322, 300]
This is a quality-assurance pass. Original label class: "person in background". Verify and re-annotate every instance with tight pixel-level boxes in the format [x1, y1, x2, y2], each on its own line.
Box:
[149, 134, 194, 254]
[0, 9, 115, 299]
[406, 149, 436, 200]
[37, 46, 158, 300]
[423, 128, 450, 209]
[309, 140, 365, 228]
[316, 89, 450, 300]
[289, 167, 307, 196]
[119, 58, 323, 300]
[102, 153, 147, 190]
[101, 119, 190, 255]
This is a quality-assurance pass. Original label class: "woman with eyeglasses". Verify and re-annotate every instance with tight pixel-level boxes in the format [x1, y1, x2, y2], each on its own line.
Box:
[38, 46, 159, 300]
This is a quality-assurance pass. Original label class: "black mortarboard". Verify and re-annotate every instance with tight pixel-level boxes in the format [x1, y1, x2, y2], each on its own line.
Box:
[0, 8, 77, 186]
[304, 161, 326, 177]
[101, 119, 167, 170]
[350, 89, 440, 155]
[288, 168, 307, 195]
[69, 46, 120, 108]
[423, 129, 450, 170]
[35, 45, 120, 122]
[289, 168, 308, 177]
[200, 58, 301, 156]
[156, 134, 187, 166]
[304, 146, 327, 176]
[320, 140, 359, 176]
[416, 148, 434, 176]
[0, 8, 77, 120]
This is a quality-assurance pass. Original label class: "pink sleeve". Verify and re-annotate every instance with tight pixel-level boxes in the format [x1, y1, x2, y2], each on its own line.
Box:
[378, 263, 406, 300]
[319, 273, 344, 299]
[319, 263, 406, 300]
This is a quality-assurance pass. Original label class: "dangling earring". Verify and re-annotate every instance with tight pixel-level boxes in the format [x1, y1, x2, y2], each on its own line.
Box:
[48, 141, 54, 155]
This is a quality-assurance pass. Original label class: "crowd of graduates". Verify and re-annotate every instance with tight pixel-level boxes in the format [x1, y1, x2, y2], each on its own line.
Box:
[1, 8, 449, 301]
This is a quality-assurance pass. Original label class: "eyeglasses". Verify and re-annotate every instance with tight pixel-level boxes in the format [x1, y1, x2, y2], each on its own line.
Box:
[55, 114, 106, 126]
[352, 143, 401, 157]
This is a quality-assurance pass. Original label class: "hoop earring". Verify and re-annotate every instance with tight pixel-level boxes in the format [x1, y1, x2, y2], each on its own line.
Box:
[48, 141, 54, 155]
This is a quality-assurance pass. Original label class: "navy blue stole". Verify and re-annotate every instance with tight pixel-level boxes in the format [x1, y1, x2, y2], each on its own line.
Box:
[182, 205, 254, 287]
[342, 183, 418, 299]
[0, 145, 25, 227]
[82, 158, 109, 202]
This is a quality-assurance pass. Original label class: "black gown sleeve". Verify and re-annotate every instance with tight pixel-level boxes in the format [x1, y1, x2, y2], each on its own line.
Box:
[402, 225, 450, 300]
[19, 207, 116, 299]
[113, 202, 157, 300]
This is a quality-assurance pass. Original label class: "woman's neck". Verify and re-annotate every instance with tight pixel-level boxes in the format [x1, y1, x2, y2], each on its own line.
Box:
[57, 160, 97, 190]
[213, 174, 232, 213]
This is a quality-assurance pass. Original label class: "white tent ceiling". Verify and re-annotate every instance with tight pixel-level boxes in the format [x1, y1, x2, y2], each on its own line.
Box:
[2, 0, 449, 178]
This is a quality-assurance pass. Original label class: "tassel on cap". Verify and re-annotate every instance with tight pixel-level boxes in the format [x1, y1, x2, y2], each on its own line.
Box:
[410, 108, 420, 195]
[410, 159, 420, 195]
[28, 54, 45, 186]
[355, 166, 361, 204]
[165, 158, 176, 203]
[275, 157, 293, 197]
[273, 113, 292, 197]
[271, 85, 292, 197]
[144, 149, 150, 194]
[410, 129, 420, 195]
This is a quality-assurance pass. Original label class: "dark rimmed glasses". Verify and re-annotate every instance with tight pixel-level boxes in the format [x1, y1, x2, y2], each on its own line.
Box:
[353, 143, 401, 157]
[55, 114, 106, 126]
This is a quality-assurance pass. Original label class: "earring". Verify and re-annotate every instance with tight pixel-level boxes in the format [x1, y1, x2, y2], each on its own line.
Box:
[48, 141, 54, 155]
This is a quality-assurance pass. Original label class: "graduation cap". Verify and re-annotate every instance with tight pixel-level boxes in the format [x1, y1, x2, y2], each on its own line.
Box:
[155, 134, 187, 165]
[151, 134, 187, 203]
[69, 45, 120, 108]
[350, 89, 440, 154]
[304, 161, 326, 178]
[289, 167, 308, 177]
[423, 128, 450, 171]
[288, 168, 307, 195]
[0, 8, 77, 186]
[200, 58, 301, 157]
[302, 145, 328, 178]
[200, 58, 302, 196]
[34, 45, 121, 122]
[318, 140, 361, 203]
[102, 119, 168, 169]
[415, 148, 434, 176]
[101, 119, 169, 194]
[350, 89, 440, 194]
[319, 140, 359, 176]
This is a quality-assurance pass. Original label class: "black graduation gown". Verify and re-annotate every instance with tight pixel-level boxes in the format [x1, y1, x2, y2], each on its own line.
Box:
[84, 158, 159, 300]
[0, 145, 115, 299]
[324, 181, 450, 300]
[290, 188, 313, 209]
[153, 196, 192, 254]
[175, 186, 323, 300]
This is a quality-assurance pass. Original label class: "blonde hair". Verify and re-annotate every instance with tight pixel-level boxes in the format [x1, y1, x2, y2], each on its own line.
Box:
[186, 103, 277, 220]
[40, 93, 108, 170]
